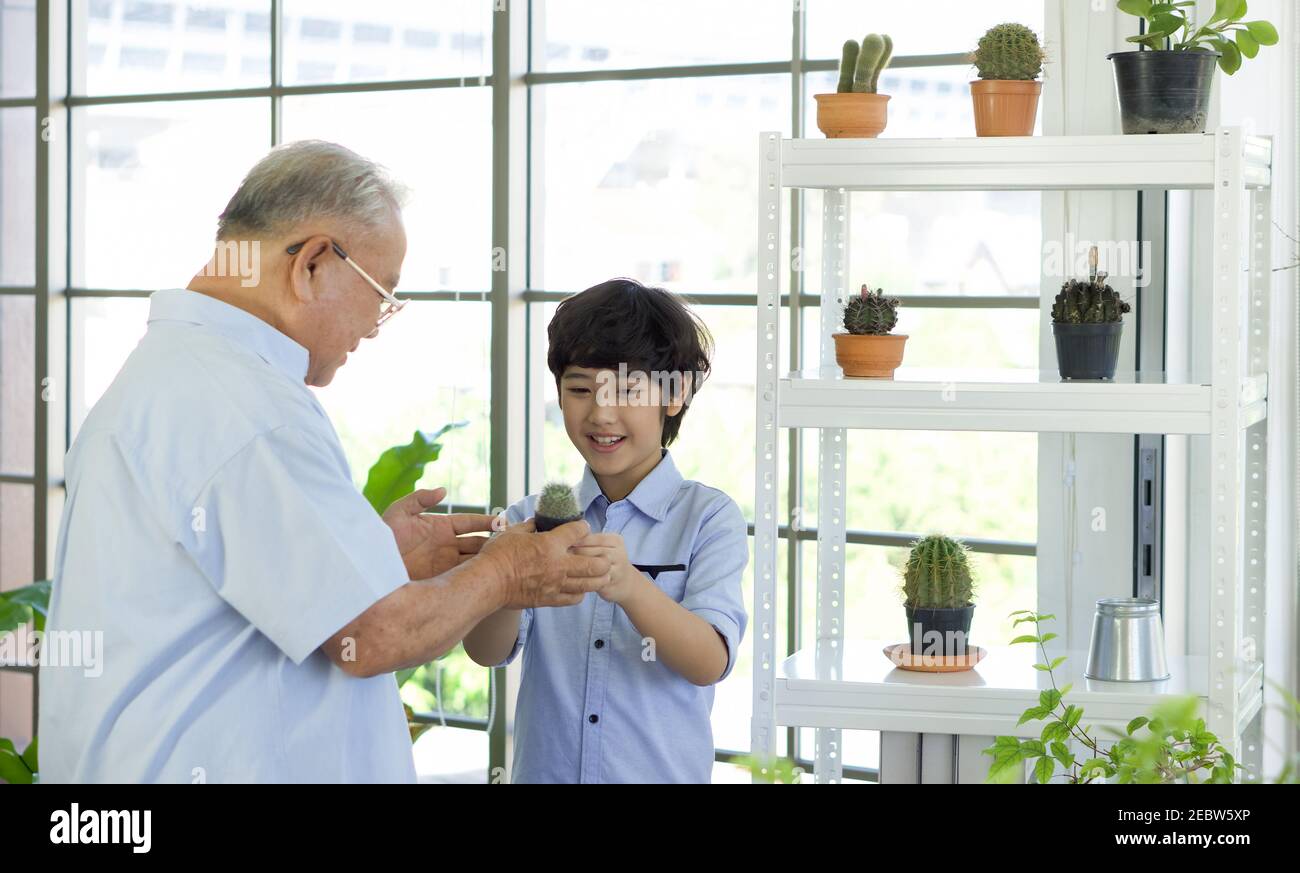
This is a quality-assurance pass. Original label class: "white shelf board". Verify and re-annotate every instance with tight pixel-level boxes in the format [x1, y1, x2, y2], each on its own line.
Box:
[775, 640, 1264, 738]
[779, 132, 1272, 191]
[778, 367, 1224, 434]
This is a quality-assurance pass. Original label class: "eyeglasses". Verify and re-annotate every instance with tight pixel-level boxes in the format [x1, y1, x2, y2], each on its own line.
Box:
[286, 239, 406, 329]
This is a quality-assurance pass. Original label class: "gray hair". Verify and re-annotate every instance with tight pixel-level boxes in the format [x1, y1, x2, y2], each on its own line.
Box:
[216, 140, 409, 240]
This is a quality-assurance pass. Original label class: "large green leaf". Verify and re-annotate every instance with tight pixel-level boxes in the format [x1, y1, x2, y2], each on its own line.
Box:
[1, 580, 51, 633]
[1117, 0, 1153, 18]
[0, 745, 33, 784]
[1244, 20, 1278, 45]
[361, 422, 466, 515]
[20, 737, 36, 774]
[0, 598, 28, 636]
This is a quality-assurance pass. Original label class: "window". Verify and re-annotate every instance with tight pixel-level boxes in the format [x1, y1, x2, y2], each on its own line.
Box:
[5, 1, 1049, 784]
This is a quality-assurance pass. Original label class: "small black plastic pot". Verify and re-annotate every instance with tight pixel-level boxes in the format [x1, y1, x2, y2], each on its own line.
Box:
[534, 513, 583, 533]
[1053, 321, 1123, 380]
[906, 604, 975, 657]
[1107, 49, 1219, 134]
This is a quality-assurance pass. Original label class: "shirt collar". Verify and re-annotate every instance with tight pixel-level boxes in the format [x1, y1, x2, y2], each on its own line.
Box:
[147, 289, 310, 385]
[577, 449, 682, 522]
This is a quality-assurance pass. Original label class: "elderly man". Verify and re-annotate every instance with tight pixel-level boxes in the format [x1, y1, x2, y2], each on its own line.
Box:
[38, 140, 610, 783]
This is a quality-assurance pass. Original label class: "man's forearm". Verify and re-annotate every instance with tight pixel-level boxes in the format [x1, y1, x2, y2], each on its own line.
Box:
[336, 556, 507, 676]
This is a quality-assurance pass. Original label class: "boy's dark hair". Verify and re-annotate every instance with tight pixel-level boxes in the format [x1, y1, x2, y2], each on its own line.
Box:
[547, 278, 713, 447]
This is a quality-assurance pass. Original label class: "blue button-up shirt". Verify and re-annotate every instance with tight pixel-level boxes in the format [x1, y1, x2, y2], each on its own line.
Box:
[499, 451, 748, 783]
[39, 289, 416, 783]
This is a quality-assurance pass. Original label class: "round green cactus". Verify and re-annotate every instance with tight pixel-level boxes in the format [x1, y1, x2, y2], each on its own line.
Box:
[972, 22, 1044, 81]
[902, 534, 975, 609]
[1051, 247, 1131, 324]
[842, 284, 899, 335]
[535, 482, 581, 531]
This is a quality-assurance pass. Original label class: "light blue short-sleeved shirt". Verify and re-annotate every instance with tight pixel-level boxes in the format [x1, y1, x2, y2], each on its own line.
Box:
[499, 451, 749, 784]
[38, 289, 416, 783]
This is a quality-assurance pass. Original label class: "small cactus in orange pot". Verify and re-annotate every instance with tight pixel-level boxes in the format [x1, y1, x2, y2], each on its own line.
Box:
[832, 285, 907, 378]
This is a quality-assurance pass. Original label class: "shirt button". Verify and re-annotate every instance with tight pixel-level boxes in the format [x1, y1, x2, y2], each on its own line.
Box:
[588, 714, 599, 724]
[594, 639, 604, 649]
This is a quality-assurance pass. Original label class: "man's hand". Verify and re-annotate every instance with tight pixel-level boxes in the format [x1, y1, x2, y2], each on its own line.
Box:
[479, 518, 612, 609]
[571, 532, 640, 605]
[381, 487, 495, 580]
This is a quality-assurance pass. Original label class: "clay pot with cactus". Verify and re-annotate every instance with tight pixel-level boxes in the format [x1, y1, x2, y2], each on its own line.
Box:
[1051, 246, 1132, 380]
[534, 482, 582, 532]
[832, 285, 906, 378]
[969, 22, 1045, 136]
[902, 534, 977, 657]
[815, 33, 894, 138]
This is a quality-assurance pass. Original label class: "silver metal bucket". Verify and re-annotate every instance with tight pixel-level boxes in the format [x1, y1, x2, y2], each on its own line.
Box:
[1084, 597, 1170, 682]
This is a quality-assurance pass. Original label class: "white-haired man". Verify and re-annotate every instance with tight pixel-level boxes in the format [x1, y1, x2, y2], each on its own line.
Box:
[38, 141, 610, 783]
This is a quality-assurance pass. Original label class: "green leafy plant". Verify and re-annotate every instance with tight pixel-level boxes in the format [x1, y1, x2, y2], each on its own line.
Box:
[361, 422, 466, 515]
[359, 423, 491, 731]
[983, 612, 1241, 784]
[1051, 248, 1131, 324]
[836, 33, 893, 94]
[1116, 0, 1279, 74]
[0, 579, 50, 636]
[842, 285, 900, 335]
[901, 534, 974, 609]
[972, 22, 1045, 80]
[0, 580, 48, 783]
[734, 755, 804, 784]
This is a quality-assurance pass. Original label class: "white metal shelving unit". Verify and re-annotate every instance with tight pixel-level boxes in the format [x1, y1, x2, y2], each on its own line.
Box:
[750, 128, 1274, 784]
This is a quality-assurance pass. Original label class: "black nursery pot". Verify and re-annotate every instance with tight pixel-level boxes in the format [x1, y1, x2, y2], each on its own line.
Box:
[534, 513, 582, 532]
[1053, 321, 1123, 380]
[906, 605, 975, 657]
[1107, 49, 1219, 134]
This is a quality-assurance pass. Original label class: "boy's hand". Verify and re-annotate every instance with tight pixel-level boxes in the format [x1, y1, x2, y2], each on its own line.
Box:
[571, 532, 641, 605]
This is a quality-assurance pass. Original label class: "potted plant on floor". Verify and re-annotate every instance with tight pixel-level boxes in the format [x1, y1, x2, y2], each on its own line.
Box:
[832, 284, 907, 378]
[534, 482, 583, 532]
[814, 33, 894, 138]
[1110, 0, 1278, 134]
[1051, 246, 1132, 380]
[901, 534, 976, 657]
[970, 22, 1046, 136]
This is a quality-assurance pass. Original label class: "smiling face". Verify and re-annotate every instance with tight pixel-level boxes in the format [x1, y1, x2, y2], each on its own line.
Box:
[560, 365, 685, 501]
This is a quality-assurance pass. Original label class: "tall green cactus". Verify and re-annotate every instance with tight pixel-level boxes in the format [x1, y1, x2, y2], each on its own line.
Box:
[1051, 246, 1132, 324]
[836, 39, 859, 93]
[842, 284, 899, 335]
[902, 534, 975, 609]
[836, 32, 892, 94]
[869, 34, 893, 93]
[972, 22, 1045, 81]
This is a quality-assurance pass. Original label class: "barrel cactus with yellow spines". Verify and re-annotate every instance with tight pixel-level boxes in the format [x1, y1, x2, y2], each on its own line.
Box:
[901, 534, 978, 658]
[972, 22, 1045, 81]
[902, 534, 975, 610]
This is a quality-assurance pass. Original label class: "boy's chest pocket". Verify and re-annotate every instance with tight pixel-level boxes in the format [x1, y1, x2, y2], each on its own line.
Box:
[634, 563, 688, 601]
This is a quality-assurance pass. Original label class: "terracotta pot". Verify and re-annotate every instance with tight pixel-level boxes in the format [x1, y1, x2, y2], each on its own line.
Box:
[832, 333, 907, 378]
[970, 79, 1042, 136]
[814, 92, 890, 138]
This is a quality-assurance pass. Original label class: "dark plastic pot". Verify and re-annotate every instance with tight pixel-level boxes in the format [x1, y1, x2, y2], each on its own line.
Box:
[1053, 321, 1123, 380]
[535, 513, 583, 532]
[1107, 49, 1219, 134]
[906, 604, 974, 656]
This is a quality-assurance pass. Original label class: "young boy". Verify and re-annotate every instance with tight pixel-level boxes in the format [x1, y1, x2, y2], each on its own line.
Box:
[464, 278, 748, 784]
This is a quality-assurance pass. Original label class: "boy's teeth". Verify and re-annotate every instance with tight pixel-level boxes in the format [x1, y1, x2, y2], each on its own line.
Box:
[592, 435, 623, 445]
